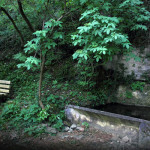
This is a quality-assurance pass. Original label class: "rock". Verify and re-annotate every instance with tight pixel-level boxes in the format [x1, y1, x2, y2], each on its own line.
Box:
[10, 131, 17, 140]
[60, 135, 69, 139]
[122, 136, 129, 143]
[70, 124, 77, 129]
[68, 128, 73, 133]
[63, 121, 71, 127]
[46, 127, 57, 134]
[41, 123, 48, 127]
[76, 126, 84, 132]
[132, 91, 142, 99]
[37, 123, 48, 130]
[65, 108, 80, 123]
[111, 134, 119, 141]
[73, 135, 84, 140]
[64, 126, 70, 132]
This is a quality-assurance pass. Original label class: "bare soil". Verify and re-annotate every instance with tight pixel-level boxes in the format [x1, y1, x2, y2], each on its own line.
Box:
[0, 127, 140, 150]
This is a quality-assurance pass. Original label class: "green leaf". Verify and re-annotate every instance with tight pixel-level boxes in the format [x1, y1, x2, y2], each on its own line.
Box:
[0, 0, 5, 6]
[33, 30, 48, 37]
[123, 43, 130, 49]
[72, 53, 78, 60]
[17, 63, 25, 68]
[103, 2, 111, 11]
[131, 24, 147, 31]
[80, 0, 88, 5]
[103, 51, 106, 55]
[45, 21, 53, 28]
[14, 53, 26, 61]
[84, 55, 88, 60]
[24, 47, 31, 53]
[94, 55, 102, 62]
[53, 32, 63, 39]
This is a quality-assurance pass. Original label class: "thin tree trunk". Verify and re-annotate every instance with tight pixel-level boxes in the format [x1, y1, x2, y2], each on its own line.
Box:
[38, 19, 47, 110]
[64, 0, 66, 12]
[17, 0, 35, 33]
[38, 12, 71, 109]
[0, 7, 24, 45]
[38, 53, 46, 110]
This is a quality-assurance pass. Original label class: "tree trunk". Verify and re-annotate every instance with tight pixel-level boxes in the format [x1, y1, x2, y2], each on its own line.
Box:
[38, 52, 46, 110]
[0, 7, 24, 45]
[17, 0, 35, 33]
[64, 0, 66, 12]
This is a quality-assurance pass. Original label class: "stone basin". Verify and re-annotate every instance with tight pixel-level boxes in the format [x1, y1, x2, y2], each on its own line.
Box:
[65, 105, 150, 149]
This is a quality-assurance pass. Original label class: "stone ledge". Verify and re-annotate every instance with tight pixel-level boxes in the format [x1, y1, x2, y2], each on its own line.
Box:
[65, 105, 150, 149]
[66, 105, 150, 124]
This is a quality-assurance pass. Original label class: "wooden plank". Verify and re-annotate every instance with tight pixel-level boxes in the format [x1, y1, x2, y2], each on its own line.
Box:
[0, 80, 11, 84]
[0, 89, 9, 93]
[0, 84, 10, 89]
[0, 93, 7, 95]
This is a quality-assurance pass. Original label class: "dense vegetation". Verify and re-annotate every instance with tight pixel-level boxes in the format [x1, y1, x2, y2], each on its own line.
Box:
[0, 0, 150, 135]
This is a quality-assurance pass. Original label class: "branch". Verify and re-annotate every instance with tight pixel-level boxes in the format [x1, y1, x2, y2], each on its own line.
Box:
[57, 10, 73, 21]
[0, 7, 24, 45]
[17, 0, 35, 33]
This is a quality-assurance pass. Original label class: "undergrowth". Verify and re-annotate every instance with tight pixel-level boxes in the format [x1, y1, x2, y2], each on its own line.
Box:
[0, 60, 101, 136]
[0, 58, 143, 136]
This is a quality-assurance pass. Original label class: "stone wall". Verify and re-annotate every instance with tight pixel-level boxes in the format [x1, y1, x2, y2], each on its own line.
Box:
[115, 84, 150, 106]
[104, 45, 150, 80]
[104, 44, 150, 106]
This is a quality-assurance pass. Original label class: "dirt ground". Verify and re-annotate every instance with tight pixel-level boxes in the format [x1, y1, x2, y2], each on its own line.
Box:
[0, 127, 141, 150]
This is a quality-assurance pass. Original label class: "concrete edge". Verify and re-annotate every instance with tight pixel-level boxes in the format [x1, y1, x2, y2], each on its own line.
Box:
[65, 105, 150, 124]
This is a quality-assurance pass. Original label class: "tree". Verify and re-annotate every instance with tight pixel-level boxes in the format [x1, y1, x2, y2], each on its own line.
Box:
[72, 0, 150, 63]
[15, 19, 64, 109]
[0, 7, 24, 45]
[17, 0, 35, 33]
[2, 0, 150, 109]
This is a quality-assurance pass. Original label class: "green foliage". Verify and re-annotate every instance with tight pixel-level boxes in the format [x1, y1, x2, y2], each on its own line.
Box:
[97, 90, 108, 105]
[92, 83, 110, 105]
[0, 0, 150, 137]
[37, 105, 51, 122]
[51, 57, 76, 81]
[0, 60, 66, 134]
[0, 97, 65, 134]
[15, 19, 63, 70]
[72, 7, 130, 62]
[19, 104, 41, 125]
[49, 111, 65, 130]
[72, 0, 150, 62]
[82, 121, 89, 129]
[125, 91, 133, 99]
[0, 101, 41, 130]
[0, 61, 38, 99]
[24, 125, 45, 136]
[131, 81, 145, 91]
[47, 93, 67, 110]
[75, 60, 97, 90]
[0, 101, 20, 121]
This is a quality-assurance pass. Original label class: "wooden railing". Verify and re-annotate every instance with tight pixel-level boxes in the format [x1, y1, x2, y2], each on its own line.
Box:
[0, 80, 11, 96]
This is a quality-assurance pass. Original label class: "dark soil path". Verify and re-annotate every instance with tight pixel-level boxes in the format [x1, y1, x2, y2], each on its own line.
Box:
[0, 127, 140, 150]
